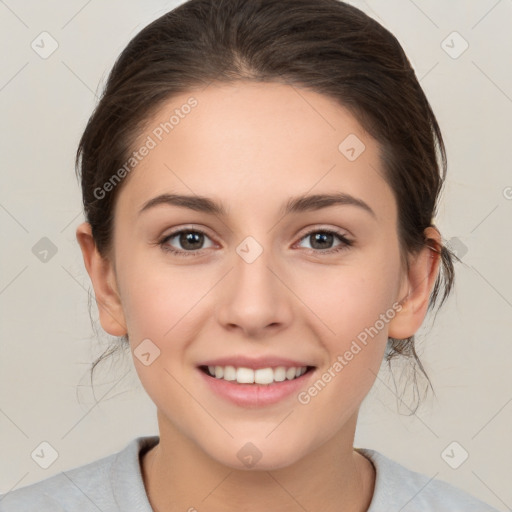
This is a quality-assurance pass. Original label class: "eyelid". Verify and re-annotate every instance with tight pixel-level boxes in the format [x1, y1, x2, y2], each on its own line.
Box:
[294, 223, 351, 240]
[160, 224, 217, 241]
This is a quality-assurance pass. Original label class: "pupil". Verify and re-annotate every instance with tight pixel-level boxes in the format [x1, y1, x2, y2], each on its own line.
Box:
[181, 232, 203, 250]
[312, 232, 332, 249]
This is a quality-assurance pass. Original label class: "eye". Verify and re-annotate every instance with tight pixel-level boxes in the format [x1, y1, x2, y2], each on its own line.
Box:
[157, 226, 353, 258]
[295, 228, 353, 255]
[158, 228, 215, 257]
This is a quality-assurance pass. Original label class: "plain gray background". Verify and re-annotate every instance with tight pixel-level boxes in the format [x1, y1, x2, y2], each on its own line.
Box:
[0, 0, 511, 509]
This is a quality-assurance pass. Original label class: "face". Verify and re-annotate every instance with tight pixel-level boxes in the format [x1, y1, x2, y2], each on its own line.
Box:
[87, 82, 418, 470]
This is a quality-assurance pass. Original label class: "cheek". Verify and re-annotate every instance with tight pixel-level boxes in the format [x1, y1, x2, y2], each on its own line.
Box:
[294, 262, 400, 432]
[117, 251, 212, 340]
[293, 245, 402, 395]
[297, 251, 401, 339]
[116, 259, 206, 410]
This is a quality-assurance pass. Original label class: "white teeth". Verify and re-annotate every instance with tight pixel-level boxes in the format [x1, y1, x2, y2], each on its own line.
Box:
[273, 366, 286, 382]
[236, 367, 254, 383]
[286, 367, 296, 380]
[254, 368, 274, 384]
[223, 365, 236, 381]
[205, 365, 309, 384]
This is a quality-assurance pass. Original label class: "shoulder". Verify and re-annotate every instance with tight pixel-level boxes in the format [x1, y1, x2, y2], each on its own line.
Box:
[0, 449, 117, 511]
[357, 447, 500, 512]
[0, 436, 159, 512]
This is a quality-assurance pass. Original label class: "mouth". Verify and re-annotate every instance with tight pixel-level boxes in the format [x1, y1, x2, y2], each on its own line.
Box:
[198, 364, 316, 385]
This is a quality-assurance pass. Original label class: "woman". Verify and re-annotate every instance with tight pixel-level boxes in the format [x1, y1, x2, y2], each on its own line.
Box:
[0, 0, 500, 510]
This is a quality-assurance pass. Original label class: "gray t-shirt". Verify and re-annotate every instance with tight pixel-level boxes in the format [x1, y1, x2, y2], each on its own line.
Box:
[0, 435, 499, 511]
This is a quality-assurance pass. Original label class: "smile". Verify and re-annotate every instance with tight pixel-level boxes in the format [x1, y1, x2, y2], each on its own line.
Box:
[200, 365, 313, 385]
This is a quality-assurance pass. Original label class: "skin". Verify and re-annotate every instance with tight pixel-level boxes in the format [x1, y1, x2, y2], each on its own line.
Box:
[77, 81, 441, 512]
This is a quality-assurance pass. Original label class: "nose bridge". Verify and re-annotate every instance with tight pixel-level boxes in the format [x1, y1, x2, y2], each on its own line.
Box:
[215, 232, 292, 335]
[233, 233, 280, 307]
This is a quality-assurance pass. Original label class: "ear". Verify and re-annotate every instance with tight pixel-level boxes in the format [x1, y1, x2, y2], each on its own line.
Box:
[388, 226, 442, 340]
[75, 222, 127, 336]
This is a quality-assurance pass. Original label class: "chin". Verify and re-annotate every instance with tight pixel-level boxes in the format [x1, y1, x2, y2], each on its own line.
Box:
[205, 437, 308, 472]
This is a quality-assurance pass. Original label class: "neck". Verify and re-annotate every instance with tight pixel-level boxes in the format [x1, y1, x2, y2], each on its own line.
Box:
[141, 413, 375, 512]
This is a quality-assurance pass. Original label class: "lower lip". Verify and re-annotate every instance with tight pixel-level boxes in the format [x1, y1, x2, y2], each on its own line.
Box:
[197, 367, 316, 407]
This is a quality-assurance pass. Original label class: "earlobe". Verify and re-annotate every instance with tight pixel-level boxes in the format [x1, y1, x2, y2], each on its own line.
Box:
[388, 227, 442, 340]
[75, 222, 127, 337]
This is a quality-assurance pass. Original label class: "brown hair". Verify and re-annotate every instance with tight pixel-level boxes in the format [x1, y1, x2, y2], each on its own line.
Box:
[76, 0, 455, 412]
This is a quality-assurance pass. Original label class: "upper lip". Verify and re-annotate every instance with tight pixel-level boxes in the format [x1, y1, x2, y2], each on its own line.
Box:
[198, 355, 315, 369]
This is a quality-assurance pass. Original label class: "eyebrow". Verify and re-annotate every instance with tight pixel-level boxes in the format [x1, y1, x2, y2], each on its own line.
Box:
[138, 192, 376, 219]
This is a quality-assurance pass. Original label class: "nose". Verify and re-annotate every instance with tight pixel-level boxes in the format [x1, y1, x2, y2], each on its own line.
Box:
[214, 242, 293, 339]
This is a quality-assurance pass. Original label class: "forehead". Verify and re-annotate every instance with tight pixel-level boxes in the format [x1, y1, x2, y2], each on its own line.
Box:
[116, 81, 395, 224]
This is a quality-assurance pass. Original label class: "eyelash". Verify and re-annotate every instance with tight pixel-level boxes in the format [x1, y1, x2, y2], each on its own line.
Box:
[157, 227, 353, 258]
